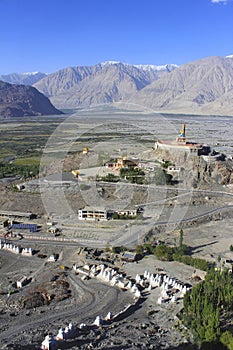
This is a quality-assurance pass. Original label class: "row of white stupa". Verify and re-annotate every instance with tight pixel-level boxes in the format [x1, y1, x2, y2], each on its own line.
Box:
[41, 265, 191, 349]
[141, 270, 191, 304]
[73, 263, 142, 298]
[41, 322, 76, 350]
[1, 242, 33, 256]
[73, 264, 191, 303]
[41, 313, 114, 349]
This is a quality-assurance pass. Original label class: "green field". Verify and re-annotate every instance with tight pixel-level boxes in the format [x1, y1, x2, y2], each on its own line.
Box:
[0, 116, 66, 178]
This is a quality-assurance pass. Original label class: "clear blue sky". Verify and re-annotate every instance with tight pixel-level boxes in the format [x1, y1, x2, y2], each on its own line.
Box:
[0, 0, 232, 74]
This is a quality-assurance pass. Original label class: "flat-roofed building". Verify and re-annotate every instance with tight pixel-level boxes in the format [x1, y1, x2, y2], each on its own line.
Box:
[0, 210, 34, 220]
[78, 208, 109, 221]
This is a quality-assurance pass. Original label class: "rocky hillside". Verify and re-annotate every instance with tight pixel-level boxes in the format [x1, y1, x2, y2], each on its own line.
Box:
[34, 61, 177, 108]
[153, 147, 233, 187]
[0, 81, 63, 117]
[192, 156, 233, 186]
[130, 56, 233, 116]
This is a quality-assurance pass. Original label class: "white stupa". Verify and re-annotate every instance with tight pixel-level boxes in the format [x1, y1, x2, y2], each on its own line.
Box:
[41, 334, 56, 350]
[93, 315, 103, 327]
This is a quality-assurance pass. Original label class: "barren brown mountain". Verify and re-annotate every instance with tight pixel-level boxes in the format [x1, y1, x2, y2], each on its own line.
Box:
[0, 80, 63, 117]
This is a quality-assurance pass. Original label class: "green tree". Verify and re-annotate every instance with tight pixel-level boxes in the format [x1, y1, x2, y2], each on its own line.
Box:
[179, 228, 184, 248]
[154, 244, 174, 261]
[112, 212, 119, 219]
[220, 331, 233, 350]
[183, 269, 233, 346]
[143, 243, 155, 254]
[120, 167, 145, 184]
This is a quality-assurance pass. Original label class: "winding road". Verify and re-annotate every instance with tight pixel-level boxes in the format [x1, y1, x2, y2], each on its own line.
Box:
[0, 273, 129, 346]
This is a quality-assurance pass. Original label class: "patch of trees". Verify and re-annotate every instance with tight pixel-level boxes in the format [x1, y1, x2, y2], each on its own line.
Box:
[172, 254, 210, 271]
[137, 230, 211, 271]
[96, 173, 120, 182]
[182, 268, 233, 349]
[0, 162, 39, 179]
[96, 167, 146, 184]
[112, 212, 138, 220]
[153, 230, 211, 271]
[120, 167, 145, 184]
[153, 243, 210, 271]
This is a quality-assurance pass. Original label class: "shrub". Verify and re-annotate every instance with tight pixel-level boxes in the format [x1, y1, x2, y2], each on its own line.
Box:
[143, 243, 155, 254]
[154, 244, 174, 261]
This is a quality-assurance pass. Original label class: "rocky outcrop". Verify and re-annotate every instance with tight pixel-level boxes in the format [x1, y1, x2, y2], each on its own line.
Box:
[153, 148, 233, 186]
[0, 80, 63, 117]
[192, 156, 233, 186]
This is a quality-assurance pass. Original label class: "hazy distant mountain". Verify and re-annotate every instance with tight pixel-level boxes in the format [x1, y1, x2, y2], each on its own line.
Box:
[34, 61, 177, 108]
[0, 72, 47, 86]
[0, 80, 63, 118]
[128, 56, 233, 116]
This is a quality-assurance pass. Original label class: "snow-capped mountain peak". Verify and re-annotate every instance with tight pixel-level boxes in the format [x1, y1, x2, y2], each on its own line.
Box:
[100, 61, 121, 66]
[22, 71, 40, 76]
[99, 61, 179, 72]
[21, 71, 48, 76]
[134, 63, 179, 72]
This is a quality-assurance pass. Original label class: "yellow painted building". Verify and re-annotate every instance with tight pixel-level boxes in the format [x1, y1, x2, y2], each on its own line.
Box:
[71, 169, 79, 177]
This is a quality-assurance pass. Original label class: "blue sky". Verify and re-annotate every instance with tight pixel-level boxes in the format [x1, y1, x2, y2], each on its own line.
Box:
[0, 0, 232, 74]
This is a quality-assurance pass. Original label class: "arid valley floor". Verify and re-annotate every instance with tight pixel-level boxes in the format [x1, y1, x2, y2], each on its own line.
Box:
[1, 108, 233, 349]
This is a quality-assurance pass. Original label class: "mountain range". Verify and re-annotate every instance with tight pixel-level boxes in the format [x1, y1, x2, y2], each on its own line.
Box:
[1, 55, 233, 116]
[33, 61, 177, 109]
[0, 72, 47, 86]
[132, 56, 233, 116]
[33, 57, 233, 115]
